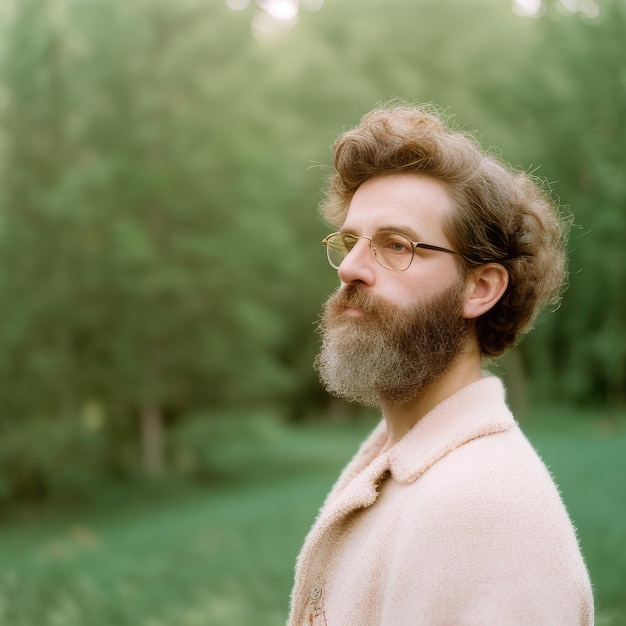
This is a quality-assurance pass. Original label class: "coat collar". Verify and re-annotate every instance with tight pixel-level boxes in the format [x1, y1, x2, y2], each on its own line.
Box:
[388, 375, 514, 484]
[323, 376, 514, 515]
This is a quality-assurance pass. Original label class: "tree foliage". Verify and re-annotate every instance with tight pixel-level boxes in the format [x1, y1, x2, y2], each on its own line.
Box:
[0, 0, 623, 501]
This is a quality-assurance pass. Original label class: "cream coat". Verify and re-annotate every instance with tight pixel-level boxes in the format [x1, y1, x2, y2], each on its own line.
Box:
[288, 377, 593, 625]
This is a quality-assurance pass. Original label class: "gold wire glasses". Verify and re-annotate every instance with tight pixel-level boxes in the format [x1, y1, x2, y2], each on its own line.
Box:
[322, 231, 466, 271]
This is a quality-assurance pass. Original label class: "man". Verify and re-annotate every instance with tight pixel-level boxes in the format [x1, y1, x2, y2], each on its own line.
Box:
[287, 105, 593, 625]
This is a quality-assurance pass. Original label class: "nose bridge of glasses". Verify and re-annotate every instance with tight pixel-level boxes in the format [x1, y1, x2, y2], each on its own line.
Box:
[357, 234, 374, 247]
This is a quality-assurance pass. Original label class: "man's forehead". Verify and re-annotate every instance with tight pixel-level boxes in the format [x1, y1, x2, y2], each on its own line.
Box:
[341, 174, 453, 238]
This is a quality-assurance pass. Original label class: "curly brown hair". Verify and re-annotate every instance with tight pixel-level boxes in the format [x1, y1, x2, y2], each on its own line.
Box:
[321, 104, 570, 357]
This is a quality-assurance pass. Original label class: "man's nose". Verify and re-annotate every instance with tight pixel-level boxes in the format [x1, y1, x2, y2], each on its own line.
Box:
[337, 237, 376, 285]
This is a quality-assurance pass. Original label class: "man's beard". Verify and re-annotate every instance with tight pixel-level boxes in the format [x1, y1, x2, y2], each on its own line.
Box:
[314, 280, 471, 407]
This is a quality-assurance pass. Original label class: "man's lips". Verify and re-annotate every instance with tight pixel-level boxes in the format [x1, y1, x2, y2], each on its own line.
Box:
[341, 305, 366, 317]
[331, 288, 373, 317]
[327, 285, 377, 319]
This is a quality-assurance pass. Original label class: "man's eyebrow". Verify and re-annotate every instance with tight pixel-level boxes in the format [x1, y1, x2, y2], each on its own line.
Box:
[339, 224, 425, 241]
[376, 225, 422, 241]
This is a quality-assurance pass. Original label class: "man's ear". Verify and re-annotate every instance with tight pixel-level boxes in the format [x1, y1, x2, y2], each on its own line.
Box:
[462, 263, 509, 320]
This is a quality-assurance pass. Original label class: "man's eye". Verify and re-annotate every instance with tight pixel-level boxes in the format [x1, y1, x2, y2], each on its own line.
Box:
[380, 236, 411, 253]
[389, 241, 409, 252]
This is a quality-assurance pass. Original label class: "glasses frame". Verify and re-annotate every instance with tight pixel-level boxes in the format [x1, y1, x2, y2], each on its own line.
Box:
[322, 231, 470, 271]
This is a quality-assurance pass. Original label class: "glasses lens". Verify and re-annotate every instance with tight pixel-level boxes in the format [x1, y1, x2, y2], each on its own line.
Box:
[372, 232, 414, 270]
[325, 233, 356, 268]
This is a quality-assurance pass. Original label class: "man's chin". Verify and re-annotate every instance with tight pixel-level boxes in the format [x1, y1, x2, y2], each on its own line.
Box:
[321, 381, 382, 408]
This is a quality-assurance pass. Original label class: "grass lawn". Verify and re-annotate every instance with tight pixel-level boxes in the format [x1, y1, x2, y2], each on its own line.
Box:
[0, 409, 624, 625]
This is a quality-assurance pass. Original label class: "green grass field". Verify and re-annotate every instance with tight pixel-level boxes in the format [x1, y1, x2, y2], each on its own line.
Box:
[0, 409, 624, 625]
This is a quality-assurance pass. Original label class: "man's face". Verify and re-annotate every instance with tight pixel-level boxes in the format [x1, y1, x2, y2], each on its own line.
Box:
[314, 173, 472, 406]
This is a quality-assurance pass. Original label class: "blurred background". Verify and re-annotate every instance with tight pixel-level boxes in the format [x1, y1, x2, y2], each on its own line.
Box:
[0, 0, 624, 624]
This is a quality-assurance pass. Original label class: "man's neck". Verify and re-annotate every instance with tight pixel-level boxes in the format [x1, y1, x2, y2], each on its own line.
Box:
[378, 350, 485, 454]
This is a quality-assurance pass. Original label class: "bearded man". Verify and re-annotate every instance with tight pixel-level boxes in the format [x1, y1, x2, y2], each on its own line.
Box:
[287, 105, 593, 625]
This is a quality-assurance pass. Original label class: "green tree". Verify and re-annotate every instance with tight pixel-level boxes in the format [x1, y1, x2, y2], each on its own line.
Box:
[1, 0, 622, 503]
[0, 0, 309, 480]
[471, 2, 626, 408]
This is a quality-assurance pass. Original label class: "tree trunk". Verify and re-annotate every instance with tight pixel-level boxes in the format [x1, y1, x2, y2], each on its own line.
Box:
[140, 403, 164, 477]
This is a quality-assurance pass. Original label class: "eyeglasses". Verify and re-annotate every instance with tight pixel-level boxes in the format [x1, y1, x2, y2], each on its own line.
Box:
[322, 231, 466, 271]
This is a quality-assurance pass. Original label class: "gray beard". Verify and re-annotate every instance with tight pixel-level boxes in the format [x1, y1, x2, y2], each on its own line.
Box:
[314, 281, 471, 407]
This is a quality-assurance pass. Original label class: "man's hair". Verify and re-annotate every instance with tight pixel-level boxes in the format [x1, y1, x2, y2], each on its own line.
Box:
[321, 104, 570, 357]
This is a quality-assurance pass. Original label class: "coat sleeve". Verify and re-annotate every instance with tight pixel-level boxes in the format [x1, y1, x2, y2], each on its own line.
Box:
[379, 438, 594, 625]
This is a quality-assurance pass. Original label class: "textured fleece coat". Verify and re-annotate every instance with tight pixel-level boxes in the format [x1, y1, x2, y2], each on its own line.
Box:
[288, 377, 593, 625]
